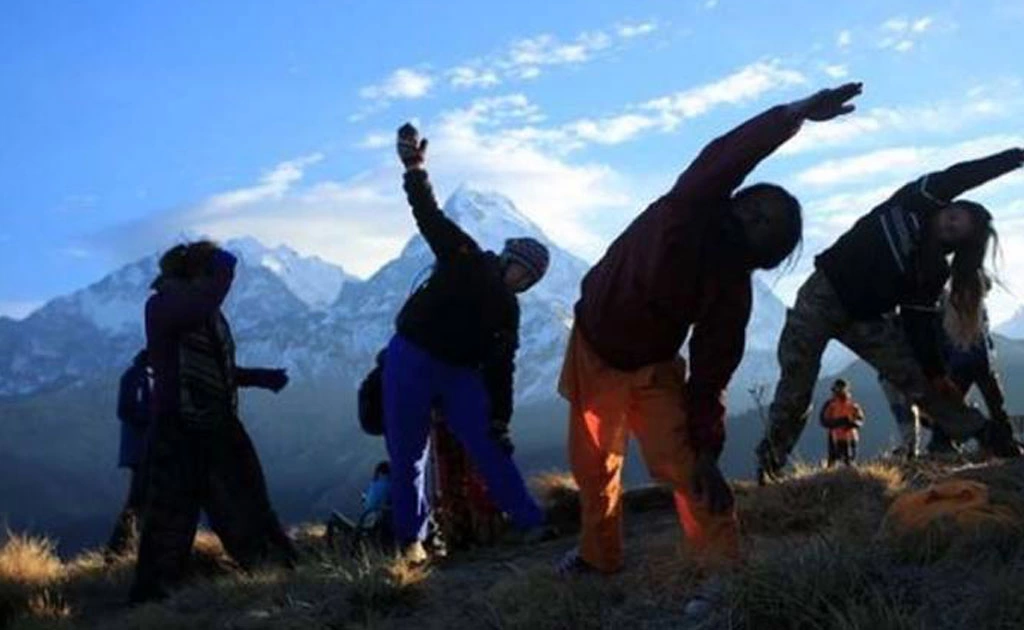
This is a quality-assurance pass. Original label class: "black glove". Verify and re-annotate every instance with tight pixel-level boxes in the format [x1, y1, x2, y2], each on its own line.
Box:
[397, 123, 428, 169]
[263, 369, 289, 393]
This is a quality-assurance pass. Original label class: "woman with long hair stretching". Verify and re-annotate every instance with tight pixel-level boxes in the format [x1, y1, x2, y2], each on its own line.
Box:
[758, 147, 1024, 480]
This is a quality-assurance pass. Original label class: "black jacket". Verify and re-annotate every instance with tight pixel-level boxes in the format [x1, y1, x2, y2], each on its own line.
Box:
[395, 169, 519, 427]
[816, 149, 1023, 377]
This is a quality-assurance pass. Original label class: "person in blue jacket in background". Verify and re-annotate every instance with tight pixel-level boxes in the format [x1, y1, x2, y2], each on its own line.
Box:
[105, 349, 153, 561]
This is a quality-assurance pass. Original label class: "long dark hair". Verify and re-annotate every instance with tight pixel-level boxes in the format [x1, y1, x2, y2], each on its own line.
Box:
[920, 201, 996, 348]
[731, 183, 803, 271]
[152, 240, 220, 288]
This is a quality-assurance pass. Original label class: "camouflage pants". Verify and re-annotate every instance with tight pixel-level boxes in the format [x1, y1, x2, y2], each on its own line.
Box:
[760, 271, 986, 470]
[130, 417, 296, 602]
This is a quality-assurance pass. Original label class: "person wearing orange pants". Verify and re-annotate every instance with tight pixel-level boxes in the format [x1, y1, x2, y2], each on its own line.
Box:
[555, 82, 863, 576]
[560, 329, 739, 572]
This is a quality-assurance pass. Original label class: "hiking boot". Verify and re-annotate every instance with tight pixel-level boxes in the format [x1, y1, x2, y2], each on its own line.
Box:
[755, 439, 784, 485]
[926, 429, 962, 456]
[977, 420, 1024, 459]
[554, 547, 596, 577]
[400, 541, 429, 566]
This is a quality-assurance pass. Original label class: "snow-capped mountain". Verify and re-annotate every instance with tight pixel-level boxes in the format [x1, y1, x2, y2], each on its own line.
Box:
[0, 185, 845, 406]
[996, 306, 1024, 340]
[227, 237, 354, 309]
[330, 184, 588, 402]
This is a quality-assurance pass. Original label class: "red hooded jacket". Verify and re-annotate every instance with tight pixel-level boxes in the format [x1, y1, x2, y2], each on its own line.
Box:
[574, 105, 803, 455]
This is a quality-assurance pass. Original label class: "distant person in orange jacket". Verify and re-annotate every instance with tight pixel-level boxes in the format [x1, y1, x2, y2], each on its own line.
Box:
[555, 82, 863, 576]
[820, 379, 865, 467]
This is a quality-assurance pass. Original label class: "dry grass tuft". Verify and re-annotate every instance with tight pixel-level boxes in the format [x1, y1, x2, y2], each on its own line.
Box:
[5, 458, 1024, 629]
[0, 532, 64, 586]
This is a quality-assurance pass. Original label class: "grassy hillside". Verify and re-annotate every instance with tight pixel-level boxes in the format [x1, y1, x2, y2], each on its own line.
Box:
[3, 457, 1024, 629]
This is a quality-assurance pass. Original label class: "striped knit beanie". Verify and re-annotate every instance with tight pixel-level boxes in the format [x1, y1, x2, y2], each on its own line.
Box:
[501, 237, 550, 286]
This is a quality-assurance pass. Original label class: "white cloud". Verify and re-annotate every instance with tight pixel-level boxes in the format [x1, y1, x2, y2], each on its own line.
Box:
[465, 61, 808, 152]
[357, 133, 391, 150]
[837, 30, 852, 48]
[779, 87, 1024, 155]
[879, 15, 941, 52]
[98, 95, 639, 273]
[793, 134, 1024, 188]
[912, 17, 934, 32]
[448, 66, 501, 89]
[358, 68, 434, 101]
[822, 64, 849, 79]
[567, 114, 659, 145]
[356, 18, 662, 113]
[705, 0, 719, 9]
[638, 61, 806, 127]
[203, 153, 323, 212]
[796, 148, 924, 186]
[883, 17, 911, 32]
[504, 31, 612, 75]
[617, 21, 658, 38]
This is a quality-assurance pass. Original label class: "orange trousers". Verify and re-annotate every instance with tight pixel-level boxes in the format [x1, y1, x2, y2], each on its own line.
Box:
[559, 328, 739, 573]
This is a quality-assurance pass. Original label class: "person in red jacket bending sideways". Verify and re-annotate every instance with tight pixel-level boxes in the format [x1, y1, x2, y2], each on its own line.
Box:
[555, 82, 863, 575]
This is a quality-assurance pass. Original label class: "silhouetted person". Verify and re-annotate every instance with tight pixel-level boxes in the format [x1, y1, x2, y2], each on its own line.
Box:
[759, 147, 1024, 481]
[105, 349, 153, 561]
[821, 379, 864, 467]
[556, 82, 863, 576]
[384, 123, 551, 564]
[130, 241, 295, 603]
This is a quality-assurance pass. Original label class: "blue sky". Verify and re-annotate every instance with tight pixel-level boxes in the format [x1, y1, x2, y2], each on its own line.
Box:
[3, 0, 1024, 321]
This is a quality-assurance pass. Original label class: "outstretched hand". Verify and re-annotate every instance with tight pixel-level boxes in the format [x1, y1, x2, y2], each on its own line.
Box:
[265, 368, 289, 393]
[691, 451, 735, 514]
[397, 123, 428, 170]
[793, 82, 863, 122]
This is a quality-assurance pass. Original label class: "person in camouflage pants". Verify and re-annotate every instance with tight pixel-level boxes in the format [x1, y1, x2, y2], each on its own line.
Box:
[758, 147, 1024, 480]
[760, 271, 983, 472]
[130, 241, 296, 603]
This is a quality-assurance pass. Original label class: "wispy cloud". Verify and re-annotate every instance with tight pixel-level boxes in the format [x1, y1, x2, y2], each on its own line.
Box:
[617, 21, 658, 38]
[357, 19, 661, 118]
[780, 84, 1024, 155]
[837, 30, 852, 48]
[793, 134, 1024, 188]
[878, 14, 945, 53]
[202, 153, 324, 212]
[351, 68, 435, 120]
[490, 61, 807, 151]
[447, 66, 501, 89]
[96, 94, 635, 272]
[358, 68, 434, 101]
[822, 64, 849, 79]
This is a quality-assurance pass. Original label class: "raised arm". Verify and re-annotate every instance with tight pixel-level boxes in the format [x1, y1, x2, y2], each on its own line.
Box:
[235, 367, 289, 392]
[674, 82, 863, 199]
[914, 148, 1024, 207]
[146, 250, 235, 334]
[397, 123, 480, 262]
